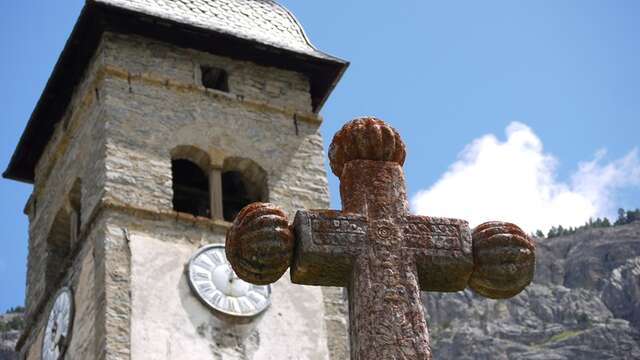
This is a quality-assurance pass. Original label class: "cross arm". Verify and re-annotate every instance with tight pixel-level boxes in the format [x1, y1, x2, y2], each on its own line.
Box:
[402, 216, 535, 297]
[291, 210, 367, 287]
[403, 215, 474, 292]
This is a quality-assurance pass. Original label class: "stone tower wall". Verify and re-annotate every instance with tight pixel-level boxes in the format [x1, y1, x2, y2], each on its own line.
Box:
[19, 32, 348, 359]
[19, 36, 108, 359]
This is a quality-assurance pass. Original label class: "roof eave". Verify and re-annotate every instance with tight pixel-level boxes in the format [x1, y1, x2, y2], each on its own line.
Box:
[3, 4, 98, 184]
[3, 1, 348, 184]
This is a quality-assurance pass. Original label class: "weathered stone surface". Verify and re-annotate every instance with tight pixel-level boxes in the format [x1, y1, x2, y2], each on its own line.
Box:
[123, 215, 331, 360]
[227, 117, 535, 360]
[328, 117, 405, 178]
[226, 203, 294, 285]
[470, 221, 536, 299]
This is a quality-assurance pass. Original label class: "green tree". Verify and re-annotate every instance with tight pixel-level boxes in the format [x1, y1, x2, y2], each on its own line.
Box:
[544, 207, 638, 241]
[7, 306, 25, 314]
[615, 208, 627, 225]
[557, 225, 565, 237]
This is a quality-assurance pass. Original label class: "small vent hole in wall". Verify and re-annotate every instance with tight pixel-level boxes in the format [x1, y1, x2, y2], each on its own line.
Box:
[201, 66, 229, 92]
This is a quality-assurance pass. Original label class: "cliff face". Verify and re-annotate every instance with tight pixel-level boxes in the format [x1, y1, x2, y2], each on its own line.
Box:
[425, 221, 640, 359]
[0, 313, 22, 360]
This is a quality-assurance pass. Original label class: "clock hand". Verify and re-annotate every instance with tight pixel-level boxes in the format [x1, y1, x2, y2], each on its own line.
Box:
[227, 266, 241, 283]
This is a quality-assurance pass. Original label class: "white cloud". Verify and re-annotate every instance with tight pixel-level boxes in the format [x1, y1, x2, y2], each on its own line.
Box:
[411, 122, 640, 233]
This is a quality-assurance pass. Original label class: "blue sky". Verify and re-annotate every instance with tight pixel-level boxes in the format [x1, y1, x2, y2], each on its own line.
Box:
[1, 1, 639, 312]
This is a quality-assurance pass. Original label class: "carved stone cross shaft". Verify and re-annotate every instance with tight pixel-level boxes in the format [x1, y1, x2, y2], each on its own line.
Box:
[226, 117, 535, 360]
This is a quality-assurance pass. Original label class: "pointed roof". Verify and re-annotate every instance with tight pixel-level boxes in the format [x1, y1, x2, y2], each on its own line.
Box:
[4, 0, 348, 183]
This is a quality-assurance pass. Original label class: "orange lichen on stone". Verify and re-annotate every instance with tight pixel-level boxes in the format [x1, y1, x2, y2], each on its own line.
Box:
[329, 117, 406, 178]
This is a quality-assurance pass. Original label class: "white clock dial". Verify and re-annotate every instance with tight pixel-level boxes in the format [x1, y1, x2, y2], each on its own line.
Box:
[187, 244, 271, 317]
[42, 288, 74, 360]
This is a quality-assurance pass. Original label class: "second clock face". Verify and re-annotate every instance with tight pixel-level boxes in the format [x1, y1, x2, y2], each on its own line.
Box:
[42, 288, 73, 360]
[187, 245, 271, 317]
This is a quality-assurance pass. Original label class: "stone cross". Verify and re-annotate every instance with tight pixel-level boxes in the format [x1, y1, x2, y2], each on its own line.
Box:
[226, 117, 535, 360]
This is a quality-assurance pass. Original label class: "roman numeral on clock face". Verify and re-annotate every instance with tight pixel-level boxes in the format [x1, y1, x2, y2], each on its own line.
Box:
[188, 245, 271, 317]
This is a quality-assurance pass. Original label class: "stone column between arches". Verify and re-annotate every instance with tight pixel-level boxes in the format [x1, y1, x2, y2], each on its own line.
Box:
[209, 167, 224, 221]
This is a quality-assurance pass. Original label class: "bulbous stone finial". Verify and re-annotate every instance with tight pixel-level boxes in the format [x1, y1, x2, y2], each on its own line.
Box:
[328, 117, 406, 178]
[225, 203, 294, 285]
[469, 221, 536, 299]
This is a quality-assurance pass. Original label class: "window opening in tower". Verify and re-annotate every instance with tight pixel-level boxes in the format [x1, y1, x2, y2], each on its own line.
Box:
[222, 171, 255, 222]
[172, 159, 211, 218]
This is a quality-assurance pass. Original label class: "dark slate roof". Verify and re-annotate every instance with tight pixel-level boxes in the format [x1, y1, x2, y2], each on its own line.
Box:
[4, 0, 348, 183]
[97, 0, 332, 59]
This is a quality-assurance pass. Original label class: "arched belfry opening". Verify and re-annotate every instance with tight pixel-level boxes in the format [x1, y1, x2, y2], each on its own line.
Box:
[45, 208, 73, 295]
[222, 157, 268, 222]
[45, 178, 82, 296]
[171, 146, 211, 218]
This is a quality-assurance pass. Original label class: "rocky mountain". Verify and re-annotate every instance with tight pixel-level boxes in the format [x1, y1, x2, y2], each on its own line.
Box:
[425, 221, 640, 359]
[0, 310, 23, 360]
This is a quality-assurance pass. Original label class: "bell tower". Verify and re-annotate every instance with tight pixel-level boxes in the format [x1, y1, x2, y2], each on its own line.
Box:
[4, 1, 349, 359]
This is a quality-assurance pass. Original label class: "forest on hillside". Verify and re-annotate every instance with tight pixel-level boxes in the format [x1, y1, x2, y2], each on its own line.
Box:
[533, 207, 640, 239]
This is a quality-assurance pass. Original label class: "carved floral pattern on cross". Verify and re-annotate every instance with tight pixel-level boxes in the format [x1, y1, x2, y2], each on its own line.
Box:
[226, 117, 536, 360]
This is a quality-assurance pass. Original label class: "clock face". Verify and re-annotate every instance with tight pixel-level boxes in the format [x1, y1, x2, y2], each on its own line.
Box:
[187, 245, 271, 317]
[42, 288, 74, 360]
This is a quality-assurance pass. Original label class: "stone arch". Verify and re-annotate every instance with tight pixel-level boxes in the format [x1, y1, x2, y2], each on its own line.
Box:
[45, 178, 82, 295]
[171, 145, 211, 172]
[45, 206, 72, 295]
[171, 146, 211, 217]
[69, 178, 82, 242]
[221, 157, 268, 222]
